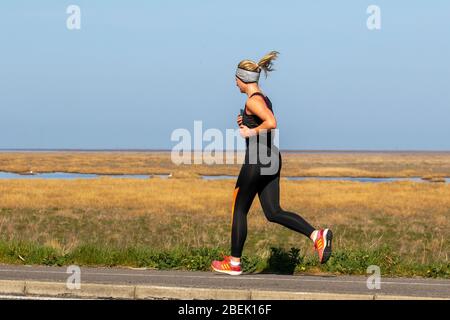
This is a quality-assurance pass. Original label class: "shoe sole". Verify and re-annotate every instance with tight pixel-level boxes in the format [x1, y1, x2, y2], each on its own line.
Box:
[321, 229, 333, 264]
[211, 265, 242, 276]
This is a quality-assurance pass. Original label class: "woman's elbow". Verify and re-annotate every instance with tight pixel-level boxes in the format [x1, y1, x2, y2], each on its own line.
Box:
[267, 120, 277, 130]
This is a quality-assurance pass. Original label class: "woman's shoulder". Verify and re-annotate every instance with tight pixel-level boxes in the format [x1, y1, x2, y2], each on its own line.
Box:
[246, 92, 267, 105]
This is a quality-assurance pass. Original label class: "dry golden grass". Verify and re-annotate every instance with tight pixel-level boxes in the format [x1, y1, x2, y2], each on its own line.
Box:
[0, 151, 449, 271]
[0, 177, 448, 265]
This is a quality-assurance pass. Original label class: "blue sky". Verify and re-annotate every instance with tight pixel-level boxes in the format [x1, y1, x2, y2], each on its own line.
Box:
[0, 1, 449, 150]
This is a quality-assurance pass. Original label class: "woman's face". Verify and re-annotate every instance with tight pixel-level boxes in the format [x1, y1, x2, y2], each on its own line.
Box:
[235, 77, 246, 93]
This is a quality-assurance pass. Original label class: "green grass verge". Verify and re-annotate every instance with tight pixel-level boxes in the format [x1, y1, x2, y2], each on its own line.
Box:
[0, 241, 448, 278]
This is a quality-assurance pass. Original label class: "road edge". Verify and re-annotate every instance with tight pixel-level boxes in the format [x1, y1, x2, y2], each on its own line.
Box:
[0, 279, 447, 300]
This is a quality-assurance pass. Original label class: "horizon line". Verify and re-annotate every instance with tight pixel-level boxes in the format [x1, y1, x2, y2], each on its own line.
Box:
[0, 148, 449, 153]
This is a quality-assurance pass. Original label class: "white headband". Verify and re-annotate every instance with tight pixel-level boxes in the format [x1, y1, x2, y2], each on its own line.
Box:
[236, 67, 260, 83]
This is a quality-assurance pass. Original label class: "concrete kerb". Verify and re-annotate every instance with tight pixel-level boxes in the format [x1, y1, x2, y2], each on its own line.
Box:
[0, 279, 447, 300]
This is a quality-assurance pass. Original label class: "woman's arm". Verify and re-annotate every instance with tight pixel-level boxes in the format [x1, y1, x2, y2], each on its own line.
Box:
[239, 95, 277, 138]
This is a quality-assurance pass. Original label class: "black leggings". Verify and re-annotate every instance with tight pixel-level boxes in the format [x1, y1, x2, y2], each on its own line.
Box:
[231, 153, 315, 257]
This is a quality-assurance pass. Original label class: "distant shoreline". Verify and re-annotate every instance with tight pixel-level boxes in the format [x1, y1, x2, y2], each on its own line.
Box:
[0, 149, 449, 153]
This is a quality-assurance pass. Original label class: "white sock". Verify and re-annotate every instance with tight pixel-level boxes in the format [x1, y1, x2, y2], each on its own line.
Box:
[310, 230, 319, 242]
[230, 259, 241, 267]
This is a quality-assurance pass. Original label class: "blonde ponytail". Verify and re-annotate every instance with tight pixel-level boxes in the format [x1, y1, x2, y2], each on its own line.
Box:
[257, 51, 279, 77]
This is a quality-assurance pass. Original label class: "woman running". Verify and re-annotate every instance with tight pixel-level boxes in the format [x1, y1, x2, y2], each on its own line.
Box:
[211, 51, 333, 275]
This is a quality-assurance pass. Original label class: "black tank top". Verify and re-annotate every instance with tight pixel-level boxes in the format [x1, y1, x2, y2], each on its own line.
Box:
[242, 92, 276, 158]
[242, 92, 274, 129]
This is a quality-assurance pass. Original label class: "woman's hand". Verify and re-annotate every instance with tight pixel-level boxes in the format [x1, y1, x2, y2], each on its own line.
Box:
[239, 125, 257, 138]
[237, 114, 243, 127]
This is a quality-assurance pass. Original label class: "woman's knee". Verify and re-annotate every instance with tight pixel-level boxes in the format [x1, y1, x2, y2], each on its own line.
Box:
[263, 206, 283, 222]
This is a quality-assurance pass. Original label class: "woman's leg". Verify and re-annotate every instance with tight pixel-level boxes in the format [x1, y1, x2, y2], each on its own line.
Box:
[230, 163, 260, 258]
[257, 173, 316, 238]
[257, 154, 333, 264]
[258, 170, 334, 264]
[211, 163, 260, 275]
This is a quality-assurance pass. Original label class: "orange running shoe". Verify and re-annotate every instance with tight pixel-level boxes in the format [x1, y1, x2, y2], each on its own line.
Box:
[314, 229, 333, 264]
[211, 255, 242, 275]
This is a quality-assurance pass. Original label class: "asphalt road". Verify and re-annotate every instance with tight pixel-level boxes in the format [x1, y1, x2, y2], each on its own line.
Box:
[0, 264, 449, 299]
